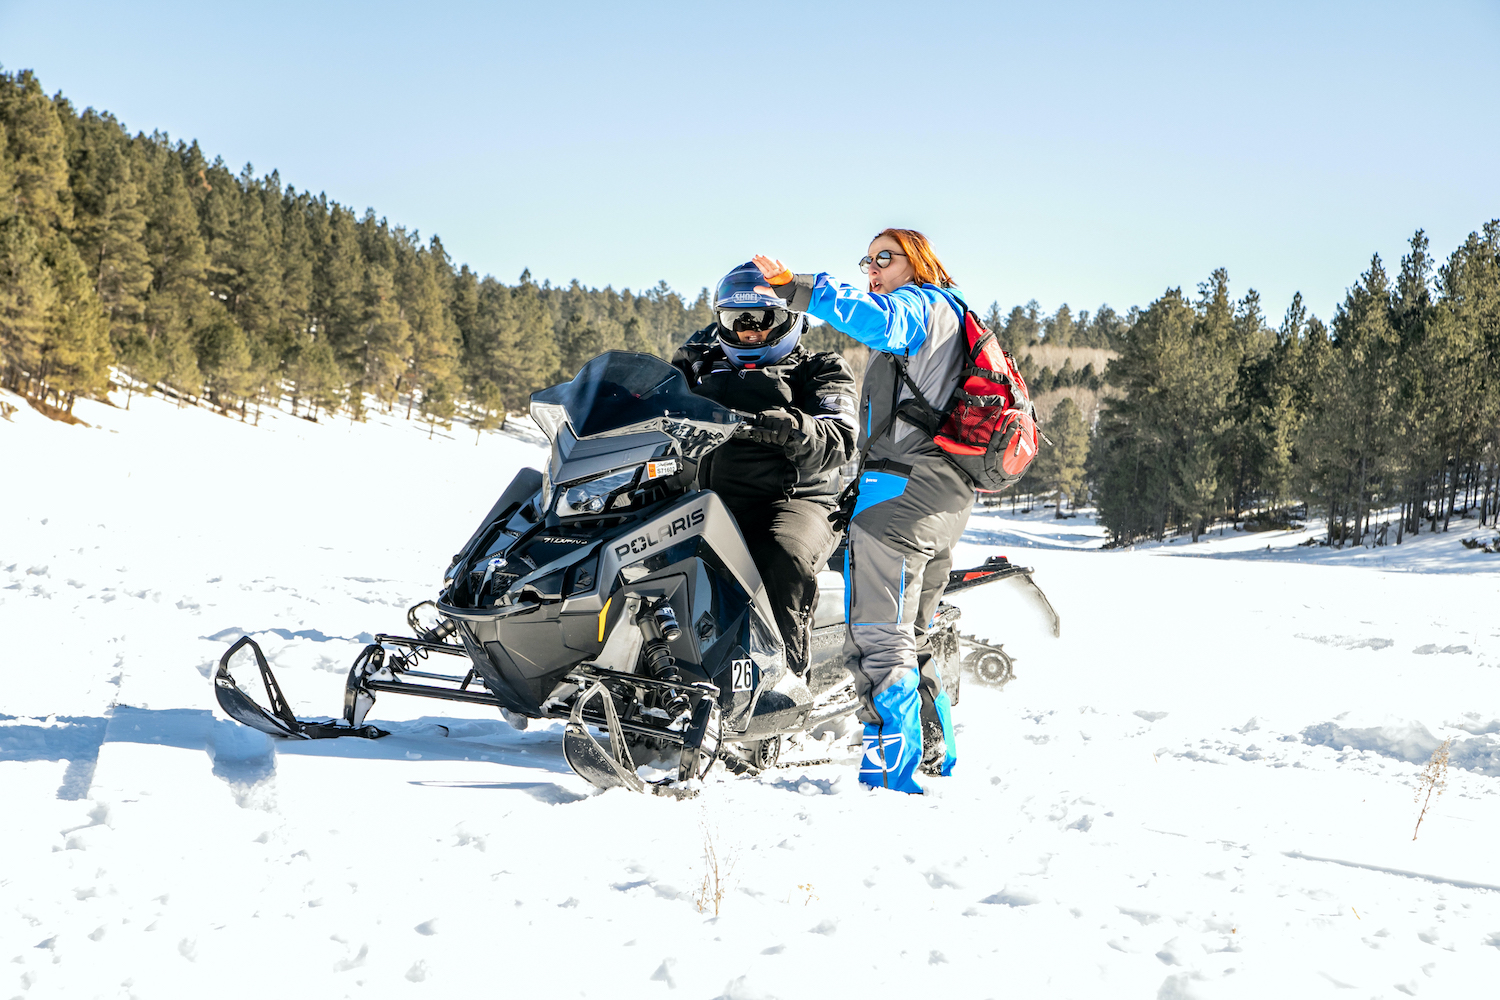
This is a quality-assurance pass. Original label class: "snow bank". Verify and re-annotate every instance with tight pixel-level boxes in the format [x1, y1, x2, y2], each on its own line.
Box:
[1301, 719, 1500, 776]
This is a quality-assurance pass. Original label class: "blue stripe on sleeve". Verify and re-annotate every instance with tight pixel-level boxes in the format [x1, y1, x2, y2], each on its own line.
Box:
[803, 275, 933, 354]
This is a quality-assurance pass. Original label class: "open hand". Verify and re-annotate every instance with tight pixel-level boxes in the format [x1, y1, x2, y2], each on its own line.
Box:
[751, 254, 791, 296]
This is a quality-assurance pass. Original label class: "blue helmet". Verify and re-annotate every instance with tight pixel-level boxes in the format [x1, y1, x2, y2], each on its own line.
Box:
[713, 262, 805, 367]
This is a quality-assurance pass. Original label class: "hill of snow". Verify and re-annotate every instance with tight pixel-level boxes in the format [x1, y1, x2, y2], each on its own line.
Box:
[3, 386, 1498, 998]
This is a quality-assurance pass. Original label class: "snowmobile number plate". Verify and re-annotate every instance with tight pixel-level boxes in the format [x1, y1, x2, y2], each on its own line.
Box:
[730, 657, 754, 692]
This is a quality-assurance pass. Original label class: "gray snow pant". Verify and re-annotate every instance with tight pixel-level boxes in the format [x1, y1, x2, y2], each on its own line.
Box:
[842, 459, 973, 723]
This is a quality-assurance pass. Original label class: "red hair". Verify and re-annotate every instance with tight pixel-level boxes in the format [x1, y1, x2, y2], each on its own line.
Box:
[874, 228, 955, 288]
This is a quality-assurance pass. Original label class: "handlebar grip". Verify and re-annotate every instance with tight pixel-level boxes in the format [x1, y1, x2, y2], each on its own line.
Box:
[730, 409, 759, 438]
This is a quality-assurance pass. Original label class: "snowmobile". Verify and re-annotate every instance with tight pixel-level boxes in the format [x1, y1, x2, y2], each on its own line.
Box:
[214, 352, 1059, 796]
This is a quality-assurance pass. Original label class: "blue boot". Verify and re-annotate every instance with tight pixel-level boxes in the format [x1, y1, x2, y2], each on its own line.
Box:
[858, 671, 924, 794]
[918, 659, 958, 777]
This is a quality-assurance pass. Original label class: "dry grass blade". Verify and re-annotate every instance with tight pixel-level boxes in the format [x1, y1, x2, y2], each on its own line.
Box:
[1412, 738, 1452, 840]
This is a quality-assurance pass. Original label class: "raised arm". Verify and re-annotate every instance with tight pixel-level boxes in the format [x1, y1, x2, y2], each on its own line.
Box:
[751, 255, 930, 355]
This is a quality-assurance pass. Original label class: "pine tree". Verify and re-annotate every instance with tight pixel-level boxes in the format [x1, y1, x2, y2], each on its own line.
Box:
[1045, 304, 1075, 346]
[505, 271, 560, 404]
[1033, 397, 1088, 516]
[1251, 293, 1310, 518]
[1089, 272, 1244, 543]
[471, 378, 504, 443]
[1091, 287, 1197, 542]
[38, 231, 110, 409]
[219, 167, 283, 341]
[194, 299, 255, 413]
[557, 310, 604, 380]
[1300, 256, 1402, 544]
[0, 214, 58, 392]
[400, 237, 460, 420]
[355, 262, 411, 415]
[623, 315, 651, 353]
[0, 120, 13, 209]
[1001, 301, 1041, 355]
[1429, 225, 1500, 531]
[315, 203, 366, 382]
[1057, 356, 1075, 388]
[137, 151, 207, 399]
[63, 109, 151, 358]
[288, 331, 343, 419]
[420, 374, 456, 439]
[1221, 287, 1273, 521]
[0, 70, 73, 233]
[1088, 304, 1127, 349]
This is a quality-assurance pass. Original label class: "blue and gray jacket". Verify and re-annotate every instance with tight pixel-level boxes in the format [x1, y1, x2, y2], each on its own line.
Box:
[772, 273, 968, 478]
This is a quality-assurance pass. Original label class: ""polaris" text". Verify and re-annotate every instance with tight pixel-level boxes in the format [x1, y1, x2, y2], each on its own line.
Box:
[614, 508, 705, 558]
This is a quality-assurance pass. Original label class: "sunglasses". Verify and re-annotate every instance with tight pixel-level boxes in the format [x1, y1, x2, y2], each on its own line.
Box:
[718, 307, 787, 333]
[858, 250, 907, 273]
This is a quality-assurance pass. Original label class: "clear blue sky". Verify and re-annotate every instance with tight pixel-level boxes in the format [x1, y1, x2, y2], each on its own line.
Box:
[4, 0, 1497, 326]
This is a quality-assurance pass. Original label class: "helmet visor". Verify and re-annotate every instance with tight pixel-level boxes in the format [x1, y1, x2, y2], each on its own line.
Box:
[717, 307, 788, 337]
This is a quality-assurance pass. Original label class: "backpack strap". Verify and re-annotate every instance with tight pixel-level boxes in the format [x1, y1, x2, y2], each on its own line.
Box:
[834, 289, 981, 521]
[830, 397, 905, 531]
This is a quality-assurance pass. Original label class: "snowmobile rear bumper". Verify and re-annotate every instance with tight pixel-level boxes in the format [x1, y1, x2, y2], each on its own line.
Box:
[945, 556, 1061, 637]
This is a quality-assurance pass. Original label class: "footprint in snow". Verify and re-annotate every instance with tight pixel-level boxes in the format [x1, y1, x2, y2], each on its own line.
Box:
[923, 869, 961, 889]
[1295, 633, 1394, 650]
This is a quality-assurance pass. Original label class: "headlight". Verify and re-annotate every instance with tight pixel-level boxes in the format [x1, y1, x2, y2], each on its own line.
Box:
[557, 467, 639, 516]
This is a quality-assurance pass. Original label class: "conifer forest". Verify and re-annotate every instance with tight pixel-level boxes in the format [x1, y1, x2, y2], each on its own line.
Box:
[3, 68, 1496, 548]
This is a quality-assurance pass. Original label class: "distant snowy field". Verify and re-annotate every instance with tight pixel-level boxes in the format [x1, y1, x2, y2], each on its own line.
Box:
[4, 385, 1499, 999]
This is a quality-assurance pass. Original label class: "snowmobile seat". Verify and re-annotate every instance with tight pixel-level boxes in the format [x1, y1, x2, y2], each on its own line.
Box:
[813, 570, 845, 629]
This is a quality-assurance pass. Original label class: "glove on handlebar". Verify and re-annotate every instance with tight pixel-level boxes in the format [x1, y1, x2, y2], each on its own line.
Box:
[744, 408, 802, 448]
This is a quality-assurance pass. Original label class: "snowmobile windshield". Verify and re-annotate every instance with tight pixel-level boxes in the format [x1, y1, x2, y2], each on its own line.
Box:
[530, 351, 738, 461]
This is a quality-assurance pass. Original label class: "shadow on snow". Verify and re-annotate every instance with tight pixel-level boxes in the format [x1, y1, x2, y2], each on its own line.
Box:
[1, 706, 578, 803]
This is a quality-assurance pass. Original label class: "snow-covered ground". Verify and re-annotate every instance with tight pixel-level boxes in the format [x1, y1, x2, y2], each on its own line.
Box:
[4, 385, 1499, 999]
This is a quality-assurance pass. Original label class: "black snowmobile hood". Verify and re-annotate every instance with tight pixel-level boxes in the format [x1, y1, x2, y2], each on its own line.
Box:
[529, 351, 739, 462]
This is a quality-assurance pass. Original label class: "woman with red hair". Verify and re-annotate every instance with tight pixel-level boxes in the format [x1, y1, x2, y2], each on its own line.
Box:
[753, 229, 972, 794]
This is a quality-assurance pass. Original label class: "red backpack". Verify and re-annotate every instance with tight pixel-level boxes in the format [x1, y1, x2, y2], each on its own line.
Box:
[894, 295, 1039, 493]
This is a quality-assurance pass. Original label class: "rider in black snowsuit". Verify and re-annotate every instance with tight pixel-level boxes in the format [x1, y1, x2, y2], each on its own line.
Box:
[671, 263, 858, 676]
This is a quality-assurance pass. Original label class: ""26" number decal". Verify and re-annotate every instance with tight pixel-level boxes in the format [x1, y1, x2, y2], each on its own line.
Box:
[730, 657, 754, 692]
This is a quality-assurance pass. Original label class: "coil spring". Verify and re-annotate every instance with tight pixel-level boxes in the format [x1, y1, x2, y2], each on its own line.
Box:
[642, 638, 689, 716]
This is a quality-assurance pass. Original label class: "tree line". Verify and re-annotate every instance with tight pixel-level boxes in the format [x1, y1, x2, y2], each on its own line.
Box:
[6, 68, 1495, 546]
[0, 64, 1144, 437]
[0, 68, 713, 433]
[1086, 228, 1500, 545]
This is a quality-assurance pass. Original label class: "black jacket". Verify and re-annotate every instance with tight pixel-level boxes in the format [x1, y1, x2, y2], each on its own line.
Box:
[671, 328, 858, 510]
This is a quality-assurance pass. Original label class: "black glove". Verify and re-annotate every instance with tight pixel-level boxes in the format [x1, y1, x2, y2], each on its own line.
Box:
[746, 408, 801, 448]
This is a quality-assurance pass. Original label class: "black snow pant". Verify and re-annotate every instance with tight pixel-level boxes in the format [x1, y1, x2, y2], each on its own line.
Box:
[730, 498, 839, 676]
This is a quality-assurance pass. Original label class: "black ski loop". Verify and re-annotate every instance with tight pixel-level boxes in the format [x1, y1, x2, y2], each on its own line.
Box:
[878, 719, 890, 788]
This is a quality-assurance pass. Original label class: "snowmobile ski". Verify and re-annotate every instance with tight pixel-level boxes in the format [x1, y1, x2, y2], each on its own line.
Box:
[215, 635, 387, 740]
